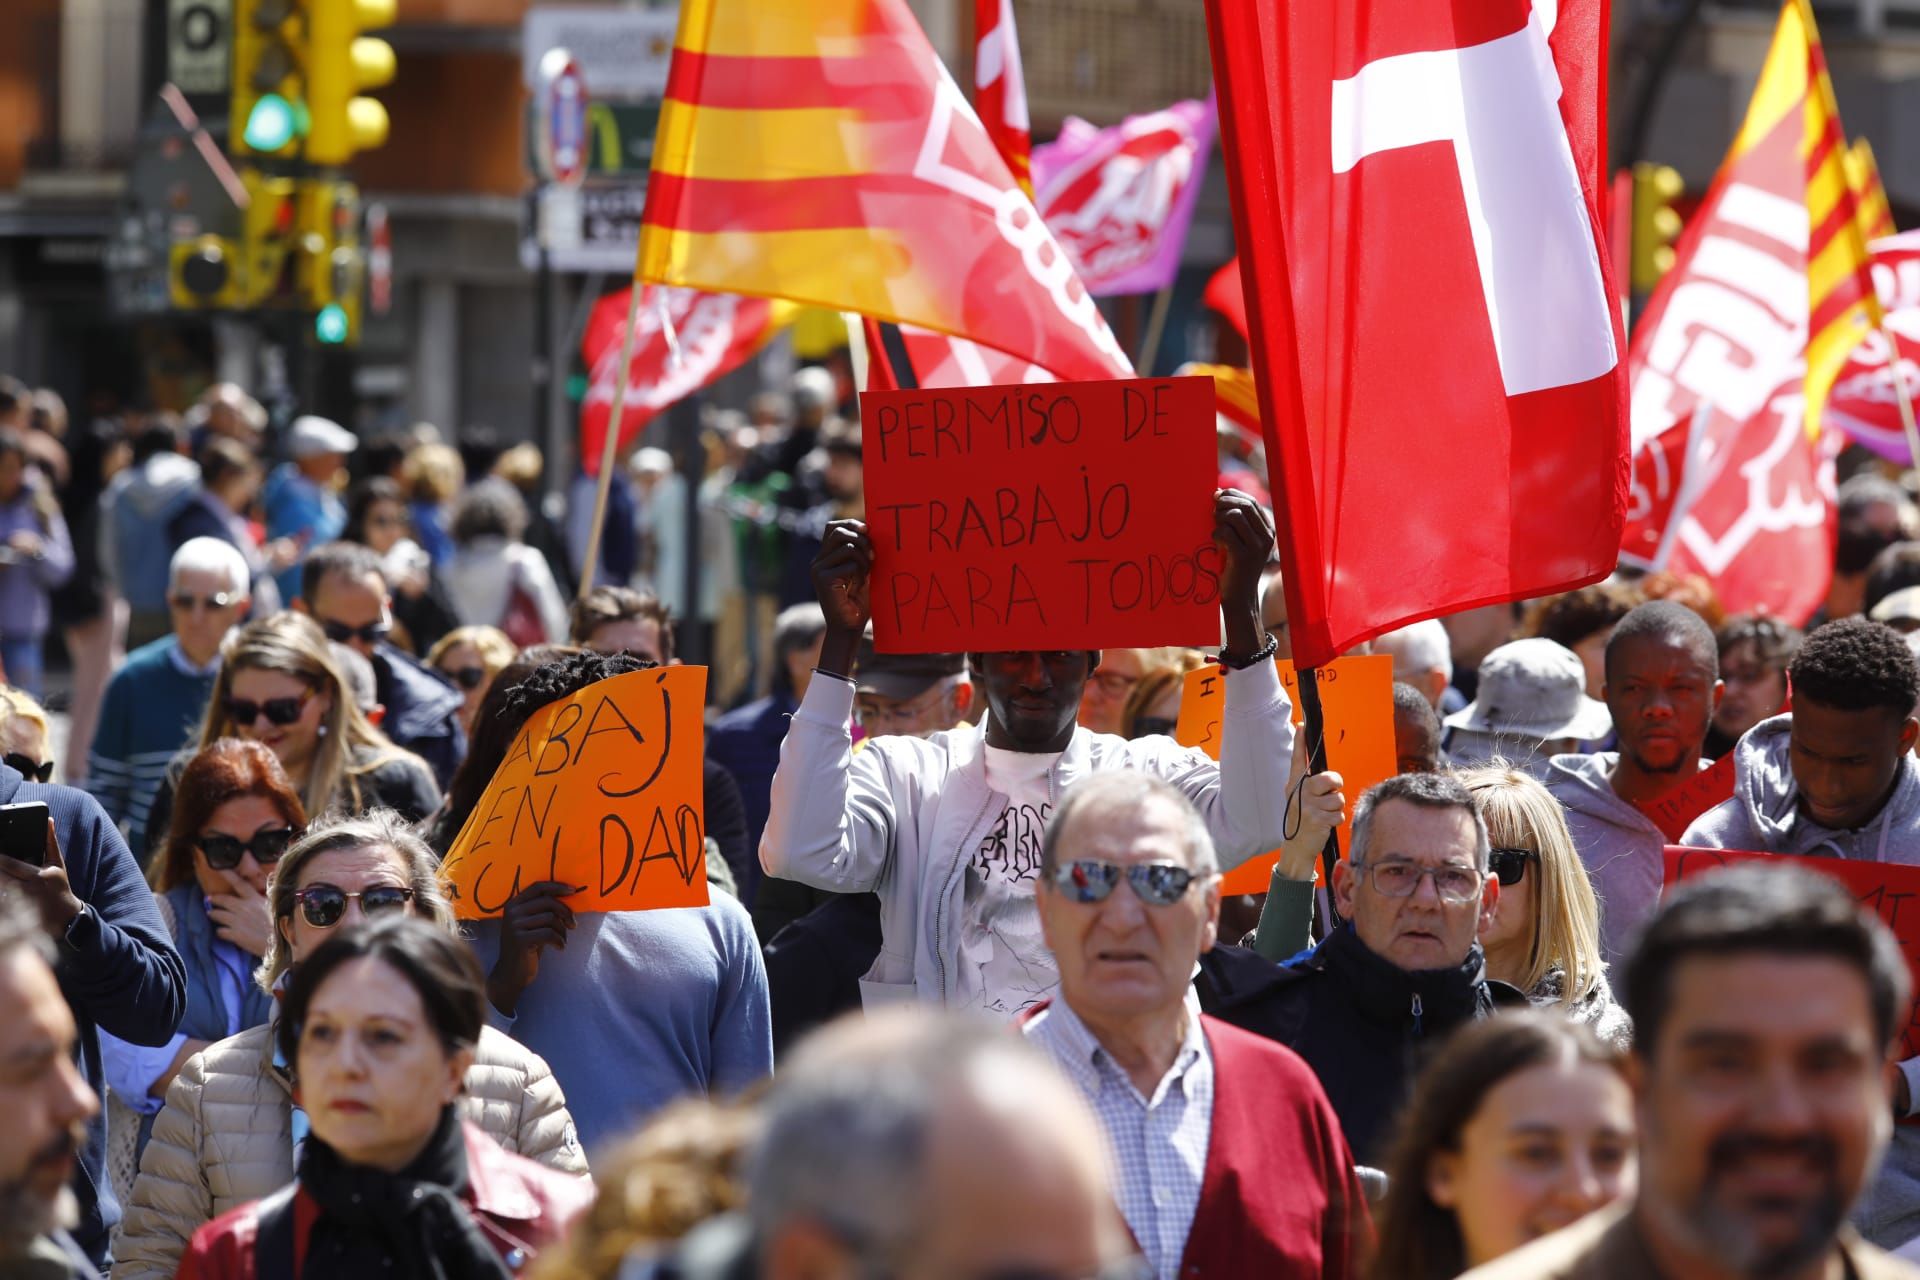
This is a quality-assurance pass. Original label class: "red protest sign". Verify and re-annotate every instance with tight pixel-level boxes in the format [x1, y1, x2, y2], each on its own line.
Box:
[860, 376, 1220, 653]
[1665, 846, 1920, 1058]
[1638, 754, 1736, 843]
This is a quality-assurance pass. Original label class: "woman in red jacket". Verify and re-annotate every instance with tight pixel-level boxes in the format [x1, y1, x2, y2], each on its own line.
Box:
[177, 916, 592, 1279]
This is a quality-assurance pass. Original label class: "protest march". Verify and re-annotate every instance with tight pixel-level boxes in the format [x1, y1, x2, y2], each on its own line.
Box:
[15, 0, 1920, 1278]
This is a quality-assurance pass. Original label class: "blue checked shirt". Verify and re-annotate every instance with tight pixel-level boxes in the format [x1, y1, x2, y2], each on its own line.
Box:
[1024, 993, 1213, 1280]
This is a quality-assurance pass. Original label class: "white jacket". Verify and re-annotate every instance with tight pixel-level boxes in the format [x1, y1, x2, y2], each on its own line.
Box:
[443, 537, 571, 645]
[761, 661, 1295, 1005]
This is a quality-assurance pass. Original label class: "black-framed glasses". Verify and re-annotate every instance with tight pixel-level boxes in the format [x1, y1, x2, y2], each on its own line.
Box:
[198, 826, 301, 870]
[442, 665, 489, 690]
[3, 753, 51, 783]
[170, 590, 241, 613]
[1488, 846, 1536, 887]
[320, 616, 392, 646]
[225, 689, 315, 727]
[1050, 859, 1206, 907]
[292, 883, 414, 928]
[1355, 859, 1484, 903]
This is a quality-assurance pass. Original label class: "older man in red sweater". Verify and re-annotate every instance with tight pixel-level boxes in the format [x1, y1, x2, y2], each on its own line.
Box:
[1025, 771, 1373, 1279]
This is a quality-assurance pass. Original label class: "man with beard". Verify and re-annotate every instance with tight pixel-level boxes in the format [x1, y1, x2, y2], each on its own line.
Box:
[1547, 601, 1723, 968]
[1462, 863, 1920, 1280]
[0, 893, 101, 1277]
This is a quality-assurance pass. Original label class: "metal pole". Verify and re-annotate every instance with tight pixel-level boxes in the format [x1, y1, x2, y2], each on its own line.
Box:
[534, 232, 553, 467]
[669, 395, 705, 668]
[1294, 664, 1344, 932]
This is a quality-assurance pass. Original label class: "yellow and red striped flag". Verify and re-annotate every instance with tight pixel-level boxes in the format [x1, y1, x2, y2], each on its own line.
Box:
[1847, 138, 1897, 241]
[1796, 0, 1882, 435]
[638, 0, 1131, 384]
[974, 0, 1032, 197]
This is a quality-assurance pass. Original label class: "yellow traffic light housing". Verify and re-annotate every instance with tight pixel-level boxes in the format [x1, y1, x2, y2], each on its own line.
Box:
[169, 170, 299, 309]
[294, 178, 365, 343]
[232, 0, 307, 158]
[1630, 162, 1685, 294]
[306, 0, 397, 165]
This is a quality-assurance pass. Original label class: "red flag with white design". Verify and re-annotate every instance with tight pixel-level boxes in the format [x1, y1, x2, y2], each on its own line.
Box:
[974, 0, 1032, 196]
[578, 285, 787, 476]
[1204, 0, 1628, 668]
[1829, 232, 1920, 463]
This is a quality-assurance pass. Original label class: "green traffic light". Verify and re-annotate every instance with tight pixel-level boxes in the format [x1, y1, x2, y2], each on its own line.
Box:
[244, 94, 297, 151]
[315, 304, 350, 344]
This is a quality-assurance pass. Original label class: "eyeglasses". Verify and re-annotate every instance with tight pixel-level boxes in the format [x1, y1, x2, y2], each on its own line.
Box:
[225, 689, 315, 727]
[1087, 671, 1141, 698]
[291, 883, 415, 928]
[170, 591, 241, 614]
[1049, 859, 1206, 907]
[3, 753, 51, 783]
[1488, 846, 1536, 887]
[320, 617, 392, 646]
[442, 665, 489, 691]
[855, 682, 952, 729]
[1354, 859, 1484, 903]
[198, 826, 301, 870]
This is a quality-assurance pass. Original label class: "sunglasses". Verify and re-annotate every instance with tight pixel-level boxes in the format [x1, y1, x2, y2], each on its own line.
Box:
[320, 617, 392, 646]
[1050, 859, 1204, 907]
[198, 826, 301, 870]
[291, 883, 414, 928]
[170, 591, 241, 613]
[3, 753, 51, 783]
[225, 688, 315, 727]
[443, 665, 489, 690]
[1488, 846, 1536, 887]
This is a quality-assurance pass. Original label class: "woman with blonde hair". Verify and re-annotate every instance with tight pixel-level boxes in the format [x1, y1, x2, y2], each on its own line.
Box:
[0, 681, 55, 779]
[426, 624, 519, 734]
[1457, 764, 1631, 1046]
[143, 612, 439, 856]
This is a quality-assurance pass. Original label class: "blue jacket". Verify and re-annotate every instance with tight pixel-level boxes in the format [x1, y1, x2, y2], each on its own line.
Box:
[707, 693, 796, 859]
[373, 642, 468, 792]
[104, 455, 199, 614]
[0, 489, 74, 638]
[263, 463, 345, 604]
[0, 766, 188, 1269]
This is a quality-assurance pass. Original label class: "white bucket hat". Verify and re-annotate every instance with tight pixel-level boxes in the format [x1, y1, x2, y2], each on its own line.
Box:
[1443, 637, 1612, 743]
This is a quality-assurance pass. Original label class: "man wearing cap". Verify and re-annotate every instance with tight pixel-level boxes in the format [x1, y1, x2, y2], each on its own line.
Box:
[1873, 585, 1920, 634]
[854, 639, 973, 741]
[263, 414, 356, 605]
[1441, 637, 1613, 779]
[1546, 602, 1723, 970]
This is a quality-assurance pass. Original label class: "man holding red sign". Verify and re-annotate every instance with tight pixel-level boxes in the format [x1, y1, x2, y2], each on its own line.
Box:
[1680, 617, 1920, 1250]
[759, 489, 1293, 1014]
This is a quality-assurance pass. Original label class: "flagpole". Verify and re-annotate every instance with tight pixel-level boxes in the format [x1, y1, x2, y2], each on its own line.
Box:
[1880, 316, 1920, 472]
[578, 283, 646, 600]
[1136, 284, 1175, 374]
[1292, 663, 1344, 933]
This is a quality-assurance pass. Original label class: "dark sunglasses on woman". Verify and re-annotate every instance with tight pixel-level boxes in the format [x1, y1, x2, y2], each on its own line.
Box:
[321, 617, 392, 646]
[198, 826, 302, 870]
[225, 689, 314, 727]
[1488, 846, 1536, 887]
[292, 883, 414, 928]
[442, 665, 489, 690]
[1049, 859, 1205, 907]
[3, 753, 52, 783]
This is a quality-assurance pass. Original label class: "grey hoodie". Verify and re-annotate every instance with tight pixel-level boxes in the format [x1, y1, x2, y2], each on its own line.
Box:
[1680, 713, 1920, 1249]
[1544, 752, 1674, 972]
[1681, 714, 1920, 863]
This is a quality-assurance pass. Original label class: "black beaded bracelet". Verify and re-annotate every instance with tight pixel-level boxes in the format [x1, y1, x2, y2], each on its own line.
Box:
[1217, 631, 1280, 671]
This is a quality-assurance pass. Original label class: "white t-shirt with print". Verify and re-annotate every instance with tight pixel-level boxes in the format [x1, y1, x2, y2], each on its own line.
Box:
[954, 745, 1063, 1014]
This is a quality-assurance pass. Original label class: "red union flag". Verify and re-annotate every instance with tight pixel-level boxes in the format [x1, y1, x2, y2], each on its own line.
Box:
[1621, 0, 1869, 622]
[864, 319, 1057, 391]
[1204, 0, 1628, 669]
[1829, 233, 1920, 463]
[578, 286, 786, 476]
[639, 0, 1132, 384]
[1032, 98, 1216, 297]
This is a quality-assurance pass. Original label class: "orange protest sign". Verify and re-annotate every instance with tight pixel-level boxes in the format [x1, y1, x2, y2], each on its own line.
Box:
[860, 375, 1222, 653]
[442, 667, 710, 920]
[1175, 654, 1396, 894]
[1665, 846, 1920, 1058]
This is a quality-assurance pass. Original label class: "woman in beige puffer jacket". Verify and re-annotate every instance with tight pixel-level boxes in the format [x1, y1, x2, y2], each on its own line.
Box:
[113, 808, 591, 1279]
[111, 1020, 585, 1279]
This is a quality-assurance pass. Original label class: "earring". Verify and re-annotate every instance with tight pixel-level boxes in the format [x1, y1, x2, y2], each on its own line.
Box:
[317, 723, 329, 738]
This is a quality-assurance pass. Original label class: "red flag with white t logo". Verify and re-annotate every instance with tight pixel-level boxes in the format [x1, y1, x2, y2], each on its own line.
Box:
[1204, 0, 1629, 669]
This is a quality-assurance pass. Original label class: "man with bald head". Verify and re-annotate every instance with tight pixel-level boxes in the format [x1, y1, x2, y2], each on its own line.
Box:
[748, 1008, 1131, 1280]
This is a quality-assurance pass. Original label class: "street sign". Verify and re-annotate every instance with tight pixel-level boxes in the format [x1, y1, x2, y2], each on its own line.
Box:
[525, 100, 660, 178]
[168, 0, 232, 96]
[520, 182, 645, 273]
[366, 202, 392, 316]
[536, 48, 589, 188]
[521, 7, 676, 100]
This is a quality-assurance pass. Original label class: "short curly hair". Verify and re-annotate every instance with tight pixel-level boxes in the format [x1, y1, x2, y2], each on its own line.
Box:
[493, 648, 656, 743]
[1522, 582, 1645, 651]
[1789, 617, 1920, 720]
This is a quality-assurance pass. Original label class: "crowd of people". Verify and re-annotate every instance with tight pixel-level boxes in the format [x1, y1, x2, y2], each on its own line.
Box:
[6, 367, 1920, 1279]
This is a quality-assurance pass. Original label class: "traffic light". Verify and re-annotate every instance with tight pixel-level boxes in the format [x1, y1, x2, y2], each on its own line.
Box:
[232, 0, 307, 158]
[169, 170, 298, 308]
[306, 0, 397, 166]
[1630, 162, 1685, 293]
[295, 177, 365, 343]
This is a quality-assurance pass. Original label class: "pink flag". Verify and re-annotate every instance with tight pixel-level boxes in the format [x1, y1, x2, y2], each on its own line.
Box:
[1032, 97, 1216, 297]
